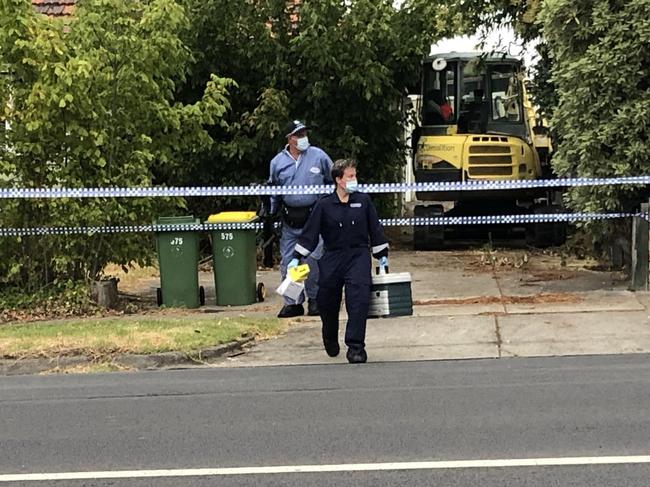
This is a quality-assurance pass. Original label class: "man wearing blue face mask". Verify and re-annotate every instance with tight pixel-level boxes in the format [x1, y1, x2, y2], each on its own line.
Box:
[289, 159, 389, 363]
[269, 120, 334, 318]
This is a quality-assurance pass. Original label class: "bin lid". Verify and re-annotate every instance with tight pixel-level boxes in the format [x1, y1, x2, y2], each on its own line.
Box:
[207, 211, 258, 223]
[155, 215, 199, 225]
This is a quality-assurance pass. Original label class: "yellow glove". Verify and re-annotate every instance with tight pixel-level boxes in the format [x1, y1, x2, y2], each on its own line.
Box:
[288, 263, 310, 282]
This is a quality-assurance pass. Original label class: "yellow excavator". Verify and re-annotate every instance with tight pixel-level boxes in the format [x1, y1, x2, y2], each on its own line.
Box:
[410, 52, 564, 249]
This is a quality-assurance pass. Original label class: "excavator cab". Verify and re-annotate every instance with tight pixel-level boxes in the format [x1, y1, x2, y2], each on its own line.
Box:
[419, 55, 528, 140]
[412, 53, 564, 249]
[414, 53, 541, 188]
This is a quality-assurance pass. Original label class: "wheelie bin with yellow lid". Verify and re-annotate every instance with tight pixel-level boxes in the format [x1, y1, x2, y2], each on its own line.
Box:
[206, 211, 265, 305]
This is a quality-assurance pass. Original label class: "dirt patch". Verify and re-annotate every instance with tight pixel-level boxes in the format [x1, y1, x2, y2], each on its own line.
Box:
[523, 271, 573, 283]
[414, 292, 582, 306]
[462, 248, 603, 275]
[102, 263, 159, 293]
[40, 361, 134, 375]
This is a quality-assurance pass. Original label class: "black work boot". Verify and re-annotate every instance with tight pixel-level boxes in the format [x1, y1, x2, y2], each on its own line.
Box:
[346, 348, 368, 364]
[322, 337, 340, 357]
[277, 304, 304, 318]
[307, 299, 320, 316]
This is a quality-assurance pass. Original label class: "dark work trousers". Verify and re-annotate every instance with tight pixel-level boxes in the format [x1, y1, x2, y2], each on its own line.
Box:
[316, 247, 371, 353]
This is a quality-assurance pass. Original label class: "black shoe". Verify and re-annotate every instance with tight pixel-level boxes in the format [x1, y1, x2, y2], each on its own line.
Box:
[277, 304, 304, 318]
[323, 338, 340, 357]
[307, 299, 320, 316]
[346, 348, 368, 364]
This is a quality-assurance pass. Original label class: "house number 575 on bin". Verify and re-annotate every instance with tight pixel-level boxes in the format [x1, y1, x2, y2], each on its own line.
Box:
[220, 233, 234, 241]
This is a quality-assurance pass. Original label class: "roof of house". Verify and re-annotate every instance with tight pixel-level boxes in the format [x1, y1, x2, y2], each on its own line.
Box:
[32, 0, 76, 17]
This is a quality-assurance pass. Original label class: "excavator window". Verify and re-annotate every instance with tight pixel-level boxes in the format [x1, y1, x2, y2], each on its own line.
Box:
[457, 61, 488, 134]
[421, 61, 456, 126]
[490, 66, 521, 122]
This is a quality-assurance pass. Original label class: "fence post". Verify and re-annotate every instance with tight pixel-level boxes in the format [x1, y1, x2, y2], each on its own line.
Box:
[630, 201, 649, 291]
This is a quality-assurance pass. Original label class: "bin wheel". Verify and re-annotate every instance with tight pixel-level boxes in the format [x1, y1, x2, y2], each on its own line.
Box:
[257, 283, 266, 302]
[156, 288, 163, 307]
[199, 286, 205, 306]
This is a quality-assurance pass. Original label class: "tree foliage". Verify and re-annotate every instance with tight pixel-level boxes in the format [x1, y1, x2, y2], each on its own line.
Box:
[458, 0, 650, 253]
[0, 0, 232, 289]
[176, 0, 459, 217]
[1, 0, 460, 290]
[540, 0, 650, 197]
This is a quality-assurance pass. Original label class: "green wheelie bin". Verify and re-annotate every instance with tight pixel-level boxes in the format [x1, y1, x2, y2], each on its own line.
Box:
[206, 211, 265, 306]
[154, 216, 205, 308]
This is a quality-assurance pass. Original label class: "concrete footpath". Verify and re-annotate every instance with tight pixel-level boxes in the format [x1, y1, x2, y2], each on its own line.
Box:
[5, 248, 648, 376]
[203, 249, 650, 367]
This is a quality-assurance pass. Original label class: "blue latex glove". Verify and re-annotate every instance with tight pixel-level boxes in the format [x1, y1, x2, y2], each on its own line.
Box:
[288, 258, 299, 270]
[379, 256, 388, 269]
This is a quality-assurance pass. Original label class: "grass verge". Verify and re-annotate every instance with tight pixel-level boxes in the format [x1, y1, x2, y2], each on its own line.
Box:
[0, 315, 286, 360]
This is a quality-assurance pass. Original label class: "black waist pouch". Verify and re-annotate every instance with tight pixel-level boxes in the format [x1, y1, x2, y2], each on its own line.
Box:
[282, 204, 313, 229]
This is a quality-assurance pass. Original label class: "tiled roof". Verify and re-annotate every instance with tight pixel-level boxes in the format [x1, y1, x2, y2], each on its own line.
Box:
[32, 0, 76, 17]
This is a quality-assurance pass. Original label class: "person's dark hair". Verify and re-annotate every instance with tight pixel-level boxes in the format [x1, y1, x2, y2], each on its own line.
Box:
[331, 158, 357, 181]
[428, 89, 444, 104]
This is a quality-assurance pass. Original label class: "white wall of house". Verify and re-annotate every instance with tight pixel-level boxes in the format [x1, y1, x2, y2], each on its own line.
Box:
[401, 94, 419, 206]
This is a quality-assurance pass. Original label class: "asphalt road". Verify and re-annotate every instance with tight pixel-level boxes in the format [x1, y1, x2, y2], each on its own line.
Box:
[1, 354, 649, 486]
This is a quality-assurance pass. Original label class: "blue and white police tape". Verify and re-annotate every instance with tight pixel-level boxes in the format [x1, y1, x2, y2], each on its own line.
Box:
[0, 212, 645, 237]
[1, 175, 650, 199]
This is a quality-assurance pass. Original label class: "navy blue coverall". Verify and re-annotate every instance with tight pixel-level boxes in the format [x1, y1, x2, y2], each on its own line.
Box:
[293, 191, 389, 353]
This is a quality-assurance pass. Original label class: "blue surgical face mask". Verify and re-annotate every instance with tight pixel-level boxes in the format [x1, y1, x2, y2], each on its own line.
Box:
[345, 179, 358, 194]
[296, 136, 310, 152]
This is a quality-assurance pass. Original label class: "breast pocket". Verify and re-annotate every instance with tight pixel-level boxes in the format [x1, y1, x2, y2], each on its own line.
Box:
[307, 166, 324, 185]
[323, 211, 341, 232]
[276, 165, 295, 186]
[349, 205, 368, 236]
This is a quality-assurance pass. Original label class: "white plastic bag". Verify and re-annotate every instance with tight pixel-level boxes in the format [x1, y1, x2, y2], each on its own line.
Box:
[276, 276, 305, 302]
